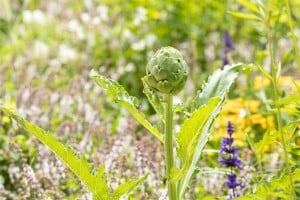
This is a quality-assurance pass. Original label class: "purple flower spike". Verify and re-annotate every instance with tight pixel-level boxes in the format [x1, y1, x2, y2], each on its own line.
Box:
[227, 174, 239, 189]
[222, 57, 230, 69]
[220, 155, 242, 170]
[222, 31, 235, 68]
[223, 31, 234, 54]
[227, 121, 234, 136]
[219, 121, 244, 199]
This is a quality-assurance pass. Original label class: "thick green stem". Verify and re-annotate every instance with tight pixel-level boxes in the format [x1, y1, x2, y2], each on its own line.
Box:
[266, 2, 295, 198]
[164, 94, 177, 200]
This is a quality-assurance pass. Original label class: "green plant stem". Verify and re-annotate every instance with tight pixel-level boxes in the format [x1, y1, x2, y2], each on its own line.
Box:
[164, 94, 177, 200]
[285, 0, 300, 72]
[266, 3, 296, 198]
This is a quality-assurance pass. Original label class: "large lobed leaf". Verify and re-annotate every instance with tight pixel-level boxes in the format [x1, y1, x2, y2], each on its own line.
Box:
[179, 63, 243, 198]
[171, 97, 221, 183]
[90, 70, 163, 143]
[0, 107, 146, 200]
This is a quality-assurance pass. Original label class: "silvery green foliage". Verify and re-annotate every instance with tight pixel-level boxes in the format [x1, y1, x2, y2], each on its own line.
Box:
[143, 47, 188, 95]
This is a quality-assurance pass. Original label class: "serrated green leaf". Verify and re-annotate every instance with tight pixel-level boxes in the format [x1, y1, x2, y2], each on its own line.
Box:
[90, 70, 163, 143]
[229, 11, 262, 21]
[141, 78, 164, 120]
[0, 107, 108, 200]
[188, 63, 243, 112]
[180, 63, 243, 198]
[171, 97, 221, 183]
[112, 174, 148, 199]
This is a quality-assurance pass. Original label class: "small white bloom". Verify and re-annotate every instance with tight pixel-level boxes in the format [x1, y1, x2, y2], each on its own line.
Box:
[239, 108, 247, 118]
[23, 10, 46, 24]
[125, 62, 135, 72]
[33, 40, 49, 60]
[122, 29, 134, 41]
[81, 13, 90, 23]
[144, 34, 156, 47]
[92, 17, 101, 25]
[58, 44, 78, 63]
[97, 5, 108, 22]
[132, 40, 146, 51]
[133, 7, 147, 26]
[68, 19, 85, 40]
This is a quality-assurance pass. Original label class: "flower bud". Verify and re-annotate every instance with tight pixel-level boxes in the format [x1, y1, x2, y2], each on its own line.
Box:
[143, 47, 188, 95]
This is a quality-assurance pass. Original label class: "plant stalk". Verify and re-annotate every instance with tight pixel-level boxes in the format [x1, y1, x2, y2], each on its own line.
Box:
[285, 0, 300, 72]
[164, 94, 177, 200]
[266, 2, 296, 198]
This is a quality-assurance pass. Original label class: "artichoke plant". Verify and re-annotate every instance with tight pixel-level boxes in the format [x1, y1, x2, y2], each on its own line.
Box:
[143, 46, 188, 94]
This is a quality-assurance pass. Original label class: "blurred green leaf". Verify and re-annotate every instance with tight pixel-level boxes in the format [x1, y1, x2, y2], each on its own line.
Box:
[112, 174, 148, 199]
[237, 0, 260, 13]
[275, 94, 300, 106]
[229, 11, 262, 21]
[90, 69, 163, 143]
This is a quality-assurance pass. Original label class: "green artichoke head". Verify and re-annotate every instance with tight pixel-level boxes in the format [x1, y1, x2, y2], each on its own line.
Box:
[143, 46, 188, 95]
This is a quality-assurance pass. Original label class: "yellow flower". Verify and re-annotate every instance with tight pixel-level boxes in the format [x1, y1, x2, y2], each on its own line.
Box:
[222, 98, 244, 114]
[212, 98, 276, 144]
[254, 75, 300, 93]
[278, 76, 294, 93]
[254, 76, 271, 90]
[243, 100, 261, 113]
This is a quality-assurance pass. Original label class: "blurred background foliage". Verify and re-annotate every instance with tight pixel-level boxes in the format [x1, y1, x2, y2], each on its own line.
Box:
[1, 0, 300, 199]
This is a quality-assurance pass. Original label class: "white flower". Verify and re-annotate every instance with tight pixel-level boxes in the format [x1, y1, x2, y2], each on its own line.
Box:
[58, 44, 77, 63]
[133, 7, 147, 26]
[81, 13, 90, 23]
[122, 29, 134, 41]
[144, 34, 156, 47]
[132, 34, 156, 51]
[97, 5, 108, 22]
[92, 17, 101, 25]
[33, 40, 49, 60]
[68, 19, 85, 40]
[23, 9, 46, 24]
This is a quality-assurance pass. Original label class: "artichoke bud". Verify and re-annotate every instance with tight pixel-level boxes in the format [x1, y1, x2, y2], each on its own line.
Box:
[143, 47, 188, 95]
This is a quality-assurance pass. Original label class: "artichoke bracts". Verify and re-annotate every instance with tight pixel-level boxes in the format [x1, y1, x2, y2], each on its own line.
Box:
[143, 47, 188, 94]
